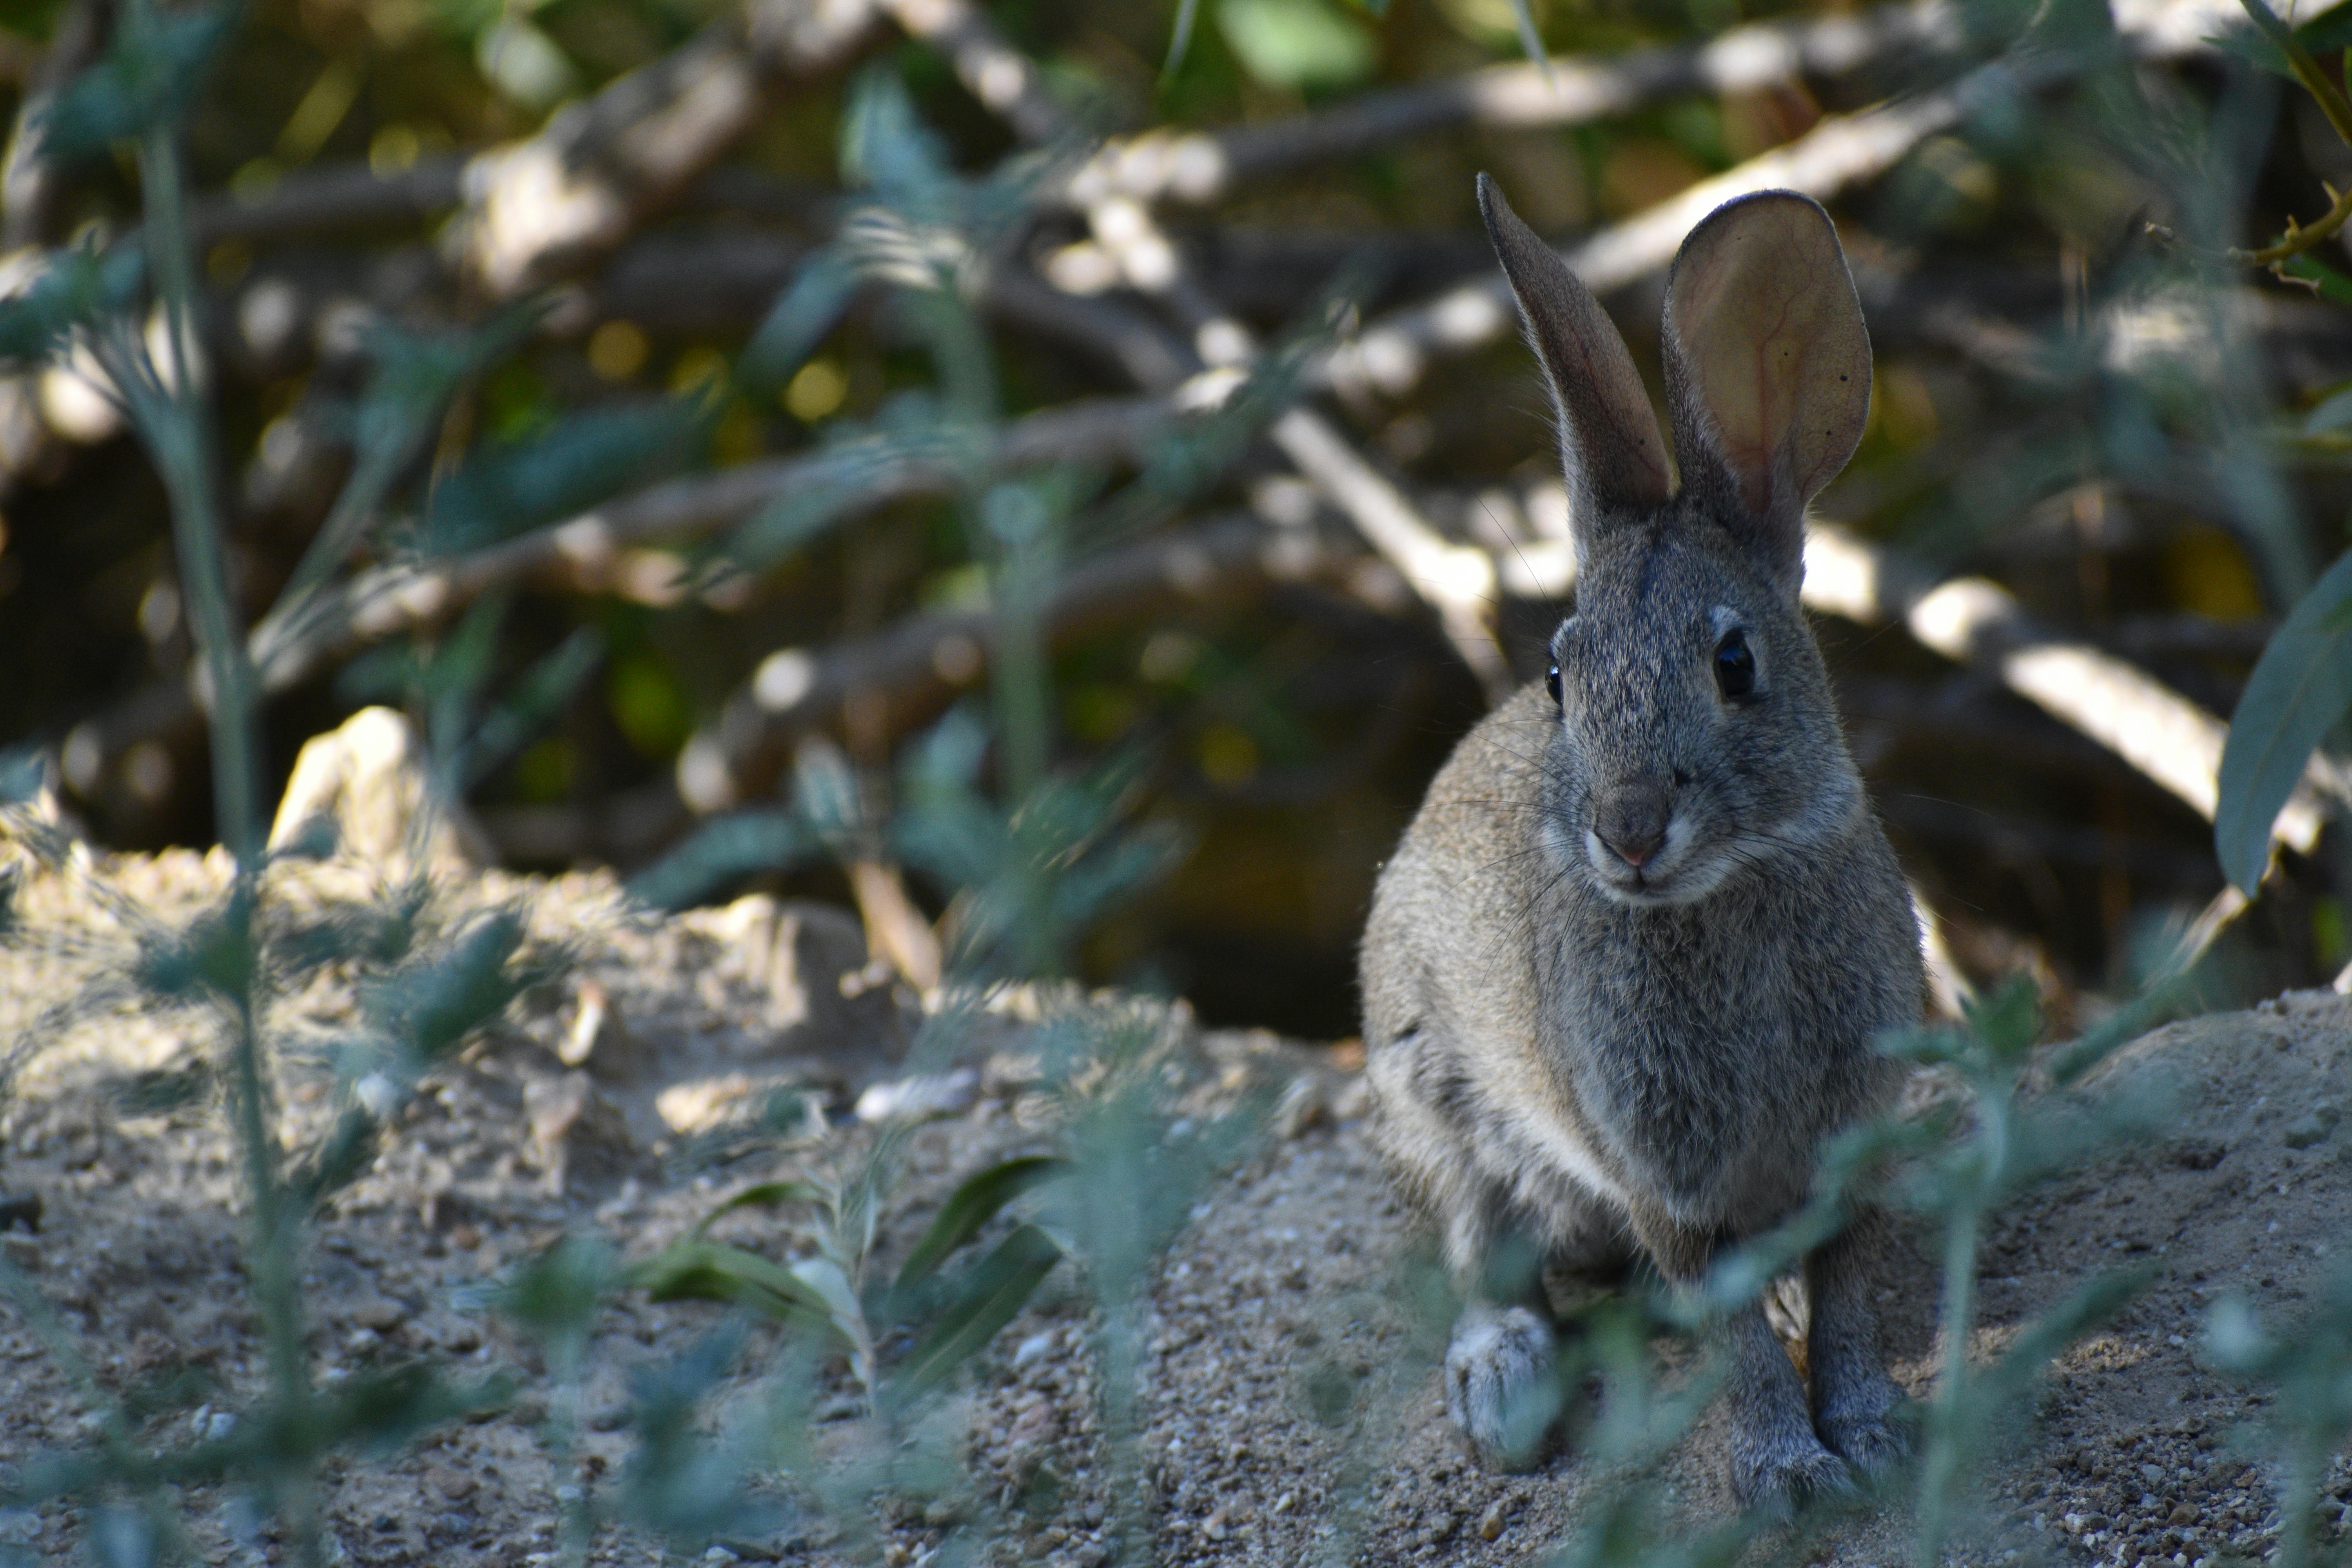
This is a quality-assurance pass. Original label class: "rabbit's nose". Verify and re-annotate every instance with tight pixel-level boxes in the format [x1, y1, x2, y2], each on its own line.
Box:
[1595, 783, 1671, 869]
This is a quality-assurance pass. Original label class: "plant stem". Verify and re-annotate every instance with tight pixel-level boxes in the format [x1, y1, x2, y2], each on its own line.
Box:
[138, 113, 321, 1568]
[1915, 1088, 2007, 1568]
[991, 541, 1053, 811]
[2232, 182, 2352, 267]
[139, 125, 261, 867]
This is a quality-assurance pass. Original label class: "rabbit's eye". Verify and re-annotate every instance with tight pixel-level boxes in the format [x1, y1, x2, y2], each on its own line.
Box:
[1714, 632, 1756, 699]
[1546, 664, 1563, 708]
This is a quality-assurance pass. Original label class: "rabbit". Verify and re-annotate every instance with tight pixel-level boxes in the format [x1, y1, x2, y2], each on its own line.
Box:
[1357, 174, 1924, 1509]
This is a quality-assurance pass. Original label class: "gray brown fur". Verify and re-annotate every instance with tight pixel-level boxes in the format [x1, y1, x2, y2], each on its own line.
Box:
[1359, 176, 1924, 1507]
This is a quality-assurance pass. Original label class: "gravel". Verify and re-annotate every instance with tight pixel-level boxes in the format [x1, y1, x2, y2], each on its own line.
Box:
[2, 846, 2350, 1564]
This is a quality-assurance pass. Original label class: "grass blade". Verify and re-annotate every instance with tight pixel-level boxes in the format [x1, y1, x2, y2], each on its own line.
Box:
[891, 1155, 1070, 1296]
[887, 1223, 1062, 1403]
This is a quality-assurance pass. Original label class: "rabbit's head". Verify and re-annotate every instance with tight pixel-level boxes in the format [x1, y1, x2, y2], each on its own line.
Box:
[1479, 176, 1873, 906]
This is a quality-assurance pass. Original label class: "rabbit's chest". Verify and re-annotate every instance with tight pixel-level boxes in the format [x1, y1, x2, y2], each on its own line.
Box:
[1541, 898, 1877, 1216]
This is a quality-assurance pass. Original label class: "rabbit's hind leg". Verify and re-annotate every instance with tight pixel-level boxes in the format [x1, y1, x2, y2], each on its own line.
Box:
[1805, 1207, 1907, 1478]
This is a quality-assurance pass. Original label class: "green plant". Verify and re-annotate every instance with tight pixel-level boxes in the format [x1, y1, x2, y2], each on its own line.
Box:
[2216, 0, 2352, 897]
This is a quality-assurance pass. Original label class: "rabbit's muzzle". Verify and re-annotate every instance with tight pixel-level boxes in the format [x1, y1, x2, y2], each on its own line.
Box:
[1591, 777, 1670, 869]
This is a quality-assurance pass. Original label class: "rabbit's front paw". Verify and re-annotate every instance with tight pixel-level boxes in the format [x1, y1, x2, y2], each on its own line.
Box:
[1443, 1305, 1560, 1468]
[1730, 1430, 1851, 1514]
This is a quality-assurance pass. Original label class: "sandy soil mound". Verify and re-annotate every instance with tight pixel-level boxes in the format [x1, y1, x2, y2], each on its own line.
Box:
[0, 846, 2347, 1566]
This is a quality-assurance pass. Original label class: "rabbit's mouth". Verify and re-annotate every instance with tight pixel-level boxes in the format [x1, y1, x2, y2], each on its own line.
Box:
[1581, 818, 1738, 905]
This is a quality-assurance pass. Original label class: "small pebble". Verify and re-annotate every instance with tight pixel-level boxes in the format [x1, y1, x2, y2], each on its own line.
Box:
[1013, 1332, 1055, 1369]
[1479, 1501, 1508, 1541]
[2283, 1106, 2339, 1149]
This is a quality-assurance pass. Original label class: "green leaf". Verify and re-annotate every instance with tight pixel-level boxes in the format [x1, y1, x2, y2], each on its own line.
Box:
[887, 1223, 1061, 1403]
[1216, 0, 1376, 90]
[2215, 544, 2352, 893]
[421, 400, 705, 555]
[359, 909, 532, 1061]
[892, 1156, 1071, 1296]
[784, 1254, 866, 1347]
[739, 249, 860, 396]
[722, 454, 895, 574]
[625, 810, 820, 912]
[2281, 253, 2352, 308]
[688, 1179, 832, 1238]
[626, 1239, 842, 1339]
[459, 626, 604, 788]
[0, 247, 135, 369]
[287, 1105, 382, 1213]
[2303, 383, 2352, 437]
[36, 3, 236, 157]
[840, 64, 956, 203]
[2208, 0, 2352, 77]
[0, 745, 46, 805]
[135, 896, 256, 1000]
[501, 1234, 619, 1353]
[1049, 823, 1190, 932]
[1962, 973, 2042, 1066]
[1985, 1266, 2151, 1398]
[1163, 0, 1205, 75]
[791, 738, 864, 849]
[1502, 0, 1547, 71]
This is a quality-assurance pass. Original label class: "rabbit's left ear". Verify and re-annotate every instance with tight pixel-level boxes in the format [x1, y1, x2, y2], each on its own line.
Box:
[1662, 191, 1871, 586]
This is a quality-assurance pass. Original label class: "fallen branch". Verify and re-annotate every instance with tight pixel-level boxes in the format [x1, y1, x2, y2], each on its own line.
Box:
[61, 391, 1182, 788]
[192, 157, 470, 249]
[1802, 521, 2333, 855]
[278, 394, 1180, 686]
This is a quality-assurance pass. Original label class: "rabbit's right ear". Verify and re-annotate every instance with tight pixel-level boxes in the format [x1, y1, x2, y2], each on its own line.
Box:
[1477, 175, 1671, 536]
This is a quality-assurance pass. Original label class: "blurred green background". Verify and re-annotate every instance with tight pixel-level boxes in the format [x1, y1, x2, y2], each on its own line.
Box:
[5, 0, 2352, 1036]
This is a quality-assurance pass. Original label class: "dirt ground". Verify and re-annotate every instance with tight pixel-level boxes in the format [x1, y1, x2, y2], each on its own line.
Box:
[0, 842, 2349, 1567]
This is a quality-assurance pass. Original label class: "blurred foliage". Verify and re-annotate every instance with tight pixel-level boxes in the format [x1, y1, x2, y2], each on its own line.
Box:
[13, 0, 2352, 1029]
[6, 0, 2352, 1559]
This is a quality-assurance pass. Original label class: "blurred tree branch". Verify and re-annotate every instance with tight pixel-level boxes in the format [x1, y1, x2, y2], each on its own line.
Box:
[457, 0, 885, 296]
[1063, 0, 1966, 207]
[1803, 523, 2339, 855]
[679, 511, 1343, 809]
[1327, 0, 2240, 403]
